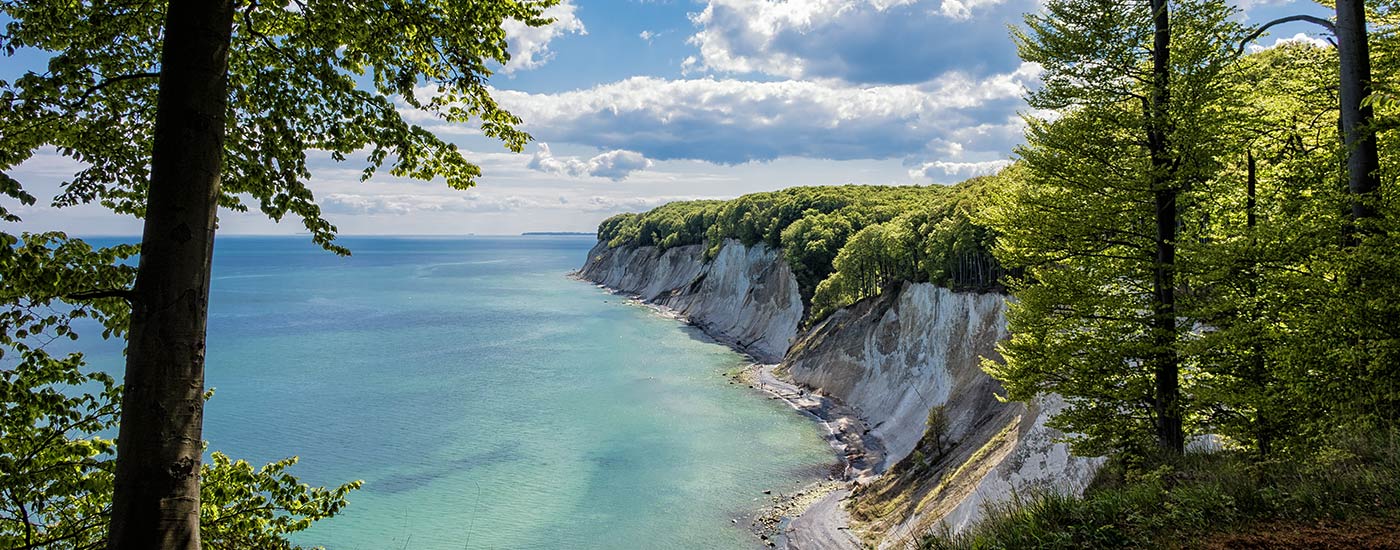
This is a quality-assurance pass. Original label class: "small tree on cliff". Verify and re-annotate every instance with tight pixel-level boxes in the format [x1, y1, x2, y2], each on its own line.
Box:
[1, 1, 553, 548]
[984, 0, 1244, 456]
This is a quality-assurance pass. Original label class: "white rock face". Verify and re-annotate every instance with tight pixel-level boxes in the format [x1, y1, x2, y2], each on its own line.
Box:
[579, 241, 1102, 545]
[576, 239, 803, 362]
[786, 282, 1008, 472]
[937, 394, 1106, 534]
[782, 282, 1102, 544]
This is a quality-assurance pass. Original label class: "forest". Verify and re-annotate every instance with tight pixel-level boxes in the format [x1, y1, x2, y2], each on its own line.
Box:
[596, 178, 1005, 322]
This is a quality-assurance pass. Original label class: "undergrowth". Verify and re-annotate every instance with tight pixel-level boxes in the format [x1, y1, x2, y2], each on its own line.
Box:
[917, 429, 1400, 549]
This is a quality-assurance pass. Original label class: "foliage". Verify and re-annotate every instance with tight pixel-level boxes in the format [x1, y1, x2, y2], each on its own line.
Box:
[1, 0, 552, 252]
[0, 234, 360, 548]
[2, 306, 359, 550]
[200, 452, 363, 550]
[597, 200, 724, 251]
[983, 0, 1247, 456]
[1, 0, 552, 546]
[596, 179, 1010, 318]
[0, 232, 132, 549]
[918, 429, 1400, 550]
[811, 174, 1009, 320]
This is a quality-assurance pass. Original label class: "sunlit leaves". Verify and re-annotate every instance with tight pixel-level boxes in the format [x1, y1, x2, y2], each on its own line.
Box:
[200, 453, 363, 550]
[987, 0, 1247, 456]
[1, 0, 543, 545]
[2, 0, 553, 254]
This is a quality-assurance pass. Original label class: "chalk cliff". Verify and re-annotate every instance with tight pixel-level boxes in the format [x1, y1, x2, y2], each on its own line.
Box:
[576, 240, 1101, 548]
[577, 239, 803, 363]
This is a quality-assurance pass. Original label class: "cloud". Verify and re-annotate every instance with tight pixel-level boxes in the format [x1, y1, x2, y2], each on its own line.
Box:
[320, 192, 537, 215]
[685, 0, 1032, 83]
[318, 191, 703, 217]
[938, 0, 1009, 20]
[639, 30, 657, 42]
[527, 143, 654, 180]
[1246, 31, 1331, 53]
[1236, 0, 1297, 12]
[579, 195, 705, 212]
[492, 63, 1041, 164]
[907, 158, 1011, 180]
[501, 0, 587, 73]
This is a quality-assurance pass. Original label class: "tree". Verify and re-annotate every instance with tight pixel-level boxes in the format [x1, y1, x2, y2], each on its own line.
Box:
[0, 235, 362, 549]
[1336, 0, 1384, 223]
[985, 0, 1243, 456]
[1184, 42, 1343, 456]
[1, 0, 554, 548]
[1246, 1, 1383, 227]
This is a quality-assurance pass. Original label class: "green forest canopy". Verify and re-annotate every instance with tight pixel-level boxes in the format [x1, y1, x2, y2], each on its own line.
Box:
[594, 175, 1010, 321]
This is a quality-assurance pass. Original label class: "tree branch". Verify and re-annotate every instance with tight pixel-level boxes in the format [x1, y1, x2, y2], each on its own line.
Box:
[72, 72, 160, 108]
[65, 288, 136, 302]
[1239, 15, 1336, 55]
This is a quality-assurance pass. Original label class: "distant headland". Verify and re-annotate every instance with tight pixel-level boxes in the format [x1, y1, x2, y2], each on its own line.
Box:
[521, 231, 596, 236]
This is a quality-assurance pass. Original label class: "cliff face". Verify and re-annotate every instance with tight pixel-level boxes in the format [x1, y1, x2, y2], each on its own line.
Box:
[784, 282, 1101, 546]
[577, 239, 803, 363]
[785, 283, 1008, 472]
[576, 239, 1101, 547]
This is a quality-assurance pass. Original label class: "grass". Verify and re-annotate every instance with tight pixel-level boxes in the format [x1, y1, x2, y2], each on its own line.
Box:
[917, 429, 1400, 549]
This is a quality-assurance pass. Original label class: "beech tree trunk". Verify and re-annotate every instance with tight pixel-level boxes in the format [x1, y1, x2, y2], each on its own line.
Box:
[1335, 0, 1381, 224]
[1147, 0, 1184, 455]
[107, 1, 235, 549]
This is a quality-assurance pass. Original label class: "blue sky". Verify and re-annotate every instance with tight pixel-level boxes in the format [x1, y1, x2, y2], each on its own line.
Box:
[9, 0, 1332, 236]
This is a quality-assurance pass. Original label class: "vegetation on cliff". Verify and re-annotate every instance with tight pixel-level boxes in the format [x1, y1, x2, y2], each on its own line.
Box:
[920, 429, 1400, 549]
[595, 178, 1008, 320]
[925, 0, 1400, 546]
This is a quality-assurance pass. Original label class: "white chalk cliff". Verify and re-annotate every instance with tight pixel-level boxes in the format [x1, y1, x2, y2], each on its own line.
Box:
[577, 240, 1102, 548]
[577, 239, 803, 363]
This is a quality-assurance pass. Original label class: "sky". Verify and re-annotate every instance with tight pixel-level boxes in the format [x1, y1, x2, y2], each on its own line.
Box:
[8, 0, 1333, 236]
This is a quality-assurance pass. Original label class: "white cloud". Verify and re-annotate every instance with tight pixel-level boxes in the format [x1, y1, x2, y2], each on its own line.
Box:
[938, 0, 1008, 20]
[318, 191, 701, 216]
[321, 192, 538, 214]
[492, 63, 1041, 163]
[580, 195, 705, 212]
[685, 0, 1032, 83]
[639, 30, 657, 42]
[501, 0, 587, 73]
[1246, 31, 1331, 53]
[527, 143, 654, 180]
[1236, 0, 1295, 12]
[908, 158, 1011, 180]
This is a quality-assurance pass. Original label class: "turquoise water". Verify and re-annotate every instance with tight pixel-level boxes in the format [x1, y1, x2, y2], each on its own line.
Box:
[78, 236, 835, 549]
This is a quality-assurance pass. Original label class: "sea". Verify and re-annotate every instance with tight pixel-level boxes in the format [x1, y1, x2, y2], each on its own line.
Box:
[72, 235, 835, 549]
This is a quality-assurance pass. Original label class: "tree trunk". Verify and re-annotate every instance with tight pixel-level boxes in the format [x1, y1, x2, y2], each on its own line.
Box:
[1336, 0, 1381, 224]
[1245, 150, 1272, 456]
[107, 1, 235, 549]
[1148, 0, 1184, 455]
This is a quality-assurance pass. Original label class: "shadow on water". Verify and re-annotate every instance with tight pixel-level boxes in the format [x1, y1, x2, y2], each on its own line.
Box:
[367, 446, 522, 495]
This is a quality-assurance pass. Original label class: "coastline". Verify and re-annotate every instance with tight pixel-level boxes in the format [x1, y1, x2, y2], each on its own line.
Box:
[571, 272, 875, 549]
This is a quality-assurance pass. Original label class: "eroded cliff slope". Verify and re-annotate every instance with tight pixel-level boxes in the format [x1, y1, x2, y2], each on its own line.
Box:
[784, 283, 1101, 545]
[577, 240, 1101, 547]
